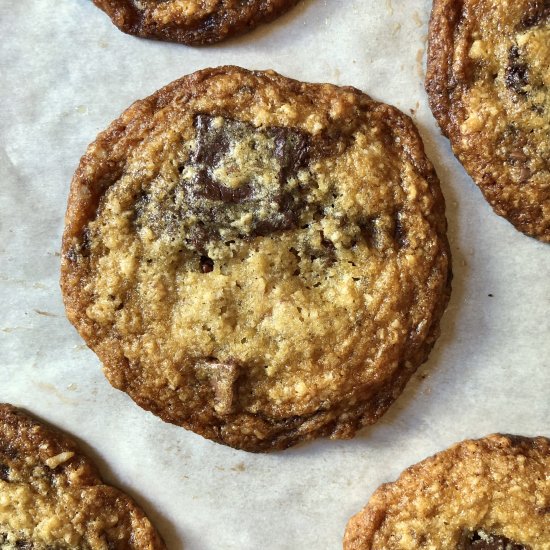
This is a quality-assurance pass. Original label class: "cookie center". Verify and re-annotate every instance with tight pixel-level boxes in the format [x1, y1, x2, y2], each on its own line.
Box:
[458, 530, 529, 550]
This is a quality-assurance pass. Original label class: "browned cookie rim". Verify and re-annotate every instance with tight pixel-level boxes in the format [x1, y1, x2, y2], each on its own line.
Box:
[60, 66, 451, 452]
[92, 0, 301, 45]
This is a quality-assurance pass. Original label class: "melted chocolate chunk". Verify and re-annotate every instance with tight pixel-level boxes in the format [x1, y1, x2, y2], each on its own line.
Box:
[270, 126, 310, 183]
[505, 47, 529, 94]
[133, 114, 351, 253]
[190, 114, 309, 205]
[192, 115, 255, 203]
[194, 171, 254, 203]
[458, 530, 529, 550]
[192, 114, 231, 167]
[198, 359, 241, 416]
[182, 115, 311, 249]
[521, 0, 550, 28]
[15, 541, 34, 550]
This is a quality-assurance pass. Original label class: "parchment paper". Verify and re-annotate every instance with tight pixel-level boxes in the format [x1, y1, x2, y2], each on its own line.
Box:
[1, 1, 549, 548]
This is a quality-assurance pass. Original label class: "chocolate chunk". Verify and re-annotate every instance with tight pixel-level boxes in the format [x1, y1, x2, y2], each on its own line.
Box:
[194, 170, 254, 203]
[358, 217, 380, 249]
[15, 541, 34, 550]
[191, 114, 256, 204]
[185, 115, 310, 241]
[199, 360, 241, 415]
[521, 0, 550, 28]
[505, 47, 529, 94]
[199, 255, 214, 273]
[0, 463, 8, 481]
[394, 213, 408, 248]
[190, 114, 309, 205]
[192, 114, 232, 167]
[134, 114, 320, 251]
[458, 530, 529, 550]
[269, 126, 310, 183]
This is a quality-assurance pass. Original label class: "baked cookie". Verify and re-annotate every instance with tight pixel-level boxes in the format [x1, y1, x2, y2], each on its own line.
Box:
[426, 0, 550, 242]
[92, 0, 301, 45]
[344, 434, 550, 549]
[0, 404, 165, 550]
[61, 66, 451, 452]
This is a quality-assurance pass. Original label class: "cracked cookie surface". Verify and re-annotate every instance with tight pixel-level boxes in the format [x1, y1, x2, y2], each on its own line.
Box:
[0, 404, 165, 550]
[92, 0, 301, 45]
[344, 434, 550, 550]
[61, 66, 451, 452]
[426, 0, 550, 242]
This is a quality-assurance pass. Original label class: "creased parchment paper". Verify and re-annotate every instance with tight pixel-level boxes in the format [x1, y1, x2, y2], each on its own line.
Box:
[1, 1, 548, 548]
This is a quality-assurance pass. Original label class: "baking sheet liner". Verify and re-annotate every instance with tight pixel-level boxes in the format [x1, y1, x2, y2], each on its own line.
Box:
[1, 1, 549, 548]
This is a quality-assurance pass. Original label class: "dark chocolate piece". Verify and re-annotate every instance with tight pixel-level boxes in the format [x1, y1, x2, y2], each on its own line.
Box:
[0, 463, 8, 481]
[459, 530, 529, 550]
[505, 47, 529, 94]
[199, 255, 214, 273]
[199, 360, 241, 416]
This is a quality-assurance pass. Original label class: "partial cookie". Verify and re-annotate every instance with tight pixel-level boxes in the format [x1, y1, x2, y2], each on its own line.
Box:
[344, 434, 550, 549]
[61, 66, 451, 452]
[0, 404, 165, 550]
[426, 0, 550, 242]
[92, 0, 301, 45]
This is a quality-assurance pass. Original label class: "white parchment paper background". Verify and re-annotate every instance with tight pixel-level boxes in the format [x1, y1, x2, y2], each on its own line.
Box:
[1, 1, 549, 548]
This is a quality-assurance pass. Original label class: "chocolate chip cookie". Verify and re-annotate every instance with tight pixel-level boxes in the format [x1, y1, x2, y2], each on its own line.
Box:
[60, 66, 451, 452]
[0, 404, 165, 550]
[344, 434, 550, 549]
[426, 0, 550, 242]
[92, 0, 301, 45]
